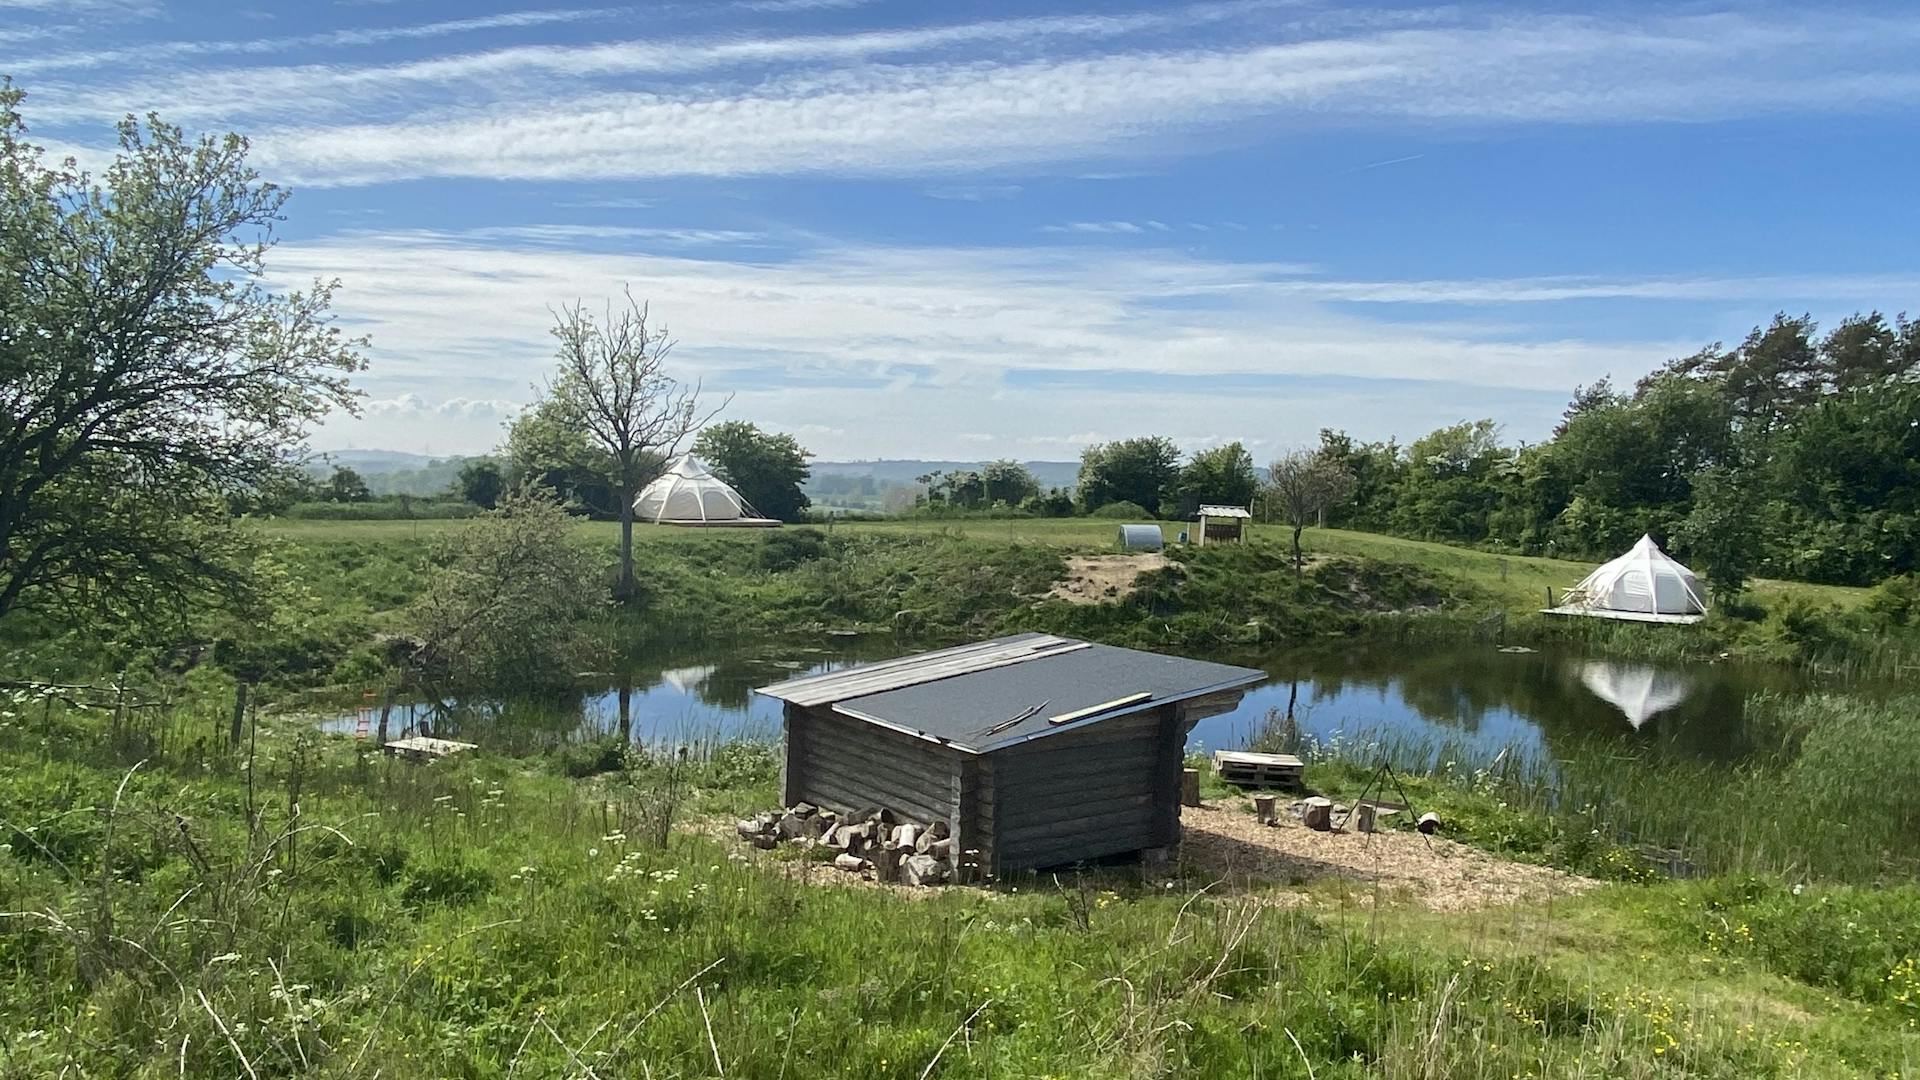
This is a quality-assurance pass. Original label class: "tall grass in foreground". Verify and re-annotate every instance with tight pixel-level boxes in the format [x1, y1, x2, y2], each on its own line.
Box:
[4, 696, 1916, 1077]
[1266, 692, 1920, 884]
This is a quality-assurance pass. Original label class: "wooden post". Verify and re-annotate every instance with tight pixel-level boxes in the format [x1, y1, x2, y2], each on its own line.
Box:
[780, 704, 806, 808]
[229, 680, 249, 748]
[1150, 705, 1184, 848]
[1180, 768, 1201, 808]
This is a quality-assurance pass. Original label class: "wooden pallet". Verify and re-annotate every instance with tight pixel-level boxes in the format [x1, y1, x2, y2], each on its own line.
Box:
[383, 736, 477, 763]
[1212, 749, 1304, 790]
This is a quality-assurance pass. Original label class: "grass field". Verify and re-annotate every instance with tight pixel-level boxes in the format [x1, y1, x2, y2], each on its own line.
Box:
[5, 701, 1918, 1077]
[260, 514, 1870, 617]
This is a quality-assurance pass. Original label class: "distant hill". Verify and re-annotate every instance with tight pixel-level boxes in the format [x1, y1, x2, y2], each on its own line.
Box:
[311, 448, 440, 473]
[305, 449, 488, 496]
[804, 459, 1079, 511]
[809, 459, 1079, 489]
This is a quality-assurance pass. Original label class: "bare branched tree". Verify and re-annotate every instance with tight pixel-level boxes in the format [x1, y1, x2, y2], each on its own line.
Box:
[545, 292, 724, 599]
[1265, 451, 1356, 572]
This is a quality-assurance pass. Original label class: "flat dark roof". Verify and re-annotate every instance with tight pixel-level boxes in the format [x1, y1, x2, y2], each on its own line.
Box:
[757, 634, 1265, 753]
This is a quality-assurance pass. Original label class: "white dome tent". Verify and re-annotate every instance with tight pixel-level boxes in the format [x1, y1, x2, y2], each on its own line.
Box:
[1546, 534, 1707, 624]
[632, 455, 780, 527]
[1577, 660, 1694, 729]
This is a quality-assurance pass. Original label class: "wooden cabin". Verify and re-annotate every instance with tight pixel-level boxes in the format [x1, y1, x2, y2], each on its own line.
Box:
[1195, 504, 1251, 545]
[755, 634, 1265, 876]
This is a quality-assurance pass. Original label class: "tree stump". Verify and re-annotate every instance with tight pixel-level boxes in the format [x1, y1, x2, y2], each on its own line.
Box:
[1355, 803, 1378, 834]
[1417, 812, 1442, 835]
[1302, 797, 1334, 831]
[833, 853, 868, 873]
[1180, 768, 1201, 808]
[1253, 795, 1277, 825]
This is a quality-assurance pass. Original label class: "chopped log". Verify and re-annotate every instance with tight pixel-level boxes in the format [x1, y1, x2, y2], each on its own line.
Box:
[1180, 768, 1201, 808]
[873, 846, 903, 883]
[1253, 795, 1277, 825]
[1417, 812, 1442, 835]
[802, 813, 830, 841]
[833, 853, 868, 873]
[893, 824, 919, 850]
[925, 837, 954, 858]
[1301, 797, 1333, 831]
[902, 853, 948, 887]
[736, 818, 768, 840]
[751, 834, 778, 850]
[776, 812, 807, 840]
[1355, 803, 1378, 834]
[790, 802, 818, 818]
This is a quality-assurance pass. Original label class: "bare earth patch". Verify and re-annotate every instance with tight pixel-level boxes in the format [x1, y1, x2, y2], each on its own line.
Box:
[1047, 553, 1168, 604]
[1178, 803, 1597, 912]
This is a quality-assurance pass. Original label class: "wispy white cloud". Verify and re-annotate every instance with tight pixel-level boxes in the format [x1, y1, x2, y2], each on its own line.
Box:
[28, 6, 1919, 187]
[263, 225, 1918, 457]
[8, 8, 634, 75]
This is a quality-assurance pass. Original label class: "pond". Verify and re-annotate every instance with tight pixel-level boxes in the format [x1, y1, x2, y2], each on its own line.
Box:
[320, 635, 1811, 771]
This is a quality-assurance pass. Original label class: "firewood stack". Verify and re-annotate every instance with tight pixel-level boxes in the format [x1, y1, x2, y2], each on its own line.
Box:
[734, 803, 971, 886]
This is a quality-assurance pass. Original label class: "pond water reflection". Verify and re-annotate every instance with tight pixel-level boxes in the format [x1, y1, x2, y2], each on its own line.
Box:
[322, 635, 1809, 772]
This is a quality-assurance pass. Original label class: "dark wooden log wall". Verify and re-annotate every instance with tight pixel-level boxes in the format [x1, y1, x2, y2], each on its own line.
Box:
[782, 704, 962, 830]
[984, 706, 1172, 872]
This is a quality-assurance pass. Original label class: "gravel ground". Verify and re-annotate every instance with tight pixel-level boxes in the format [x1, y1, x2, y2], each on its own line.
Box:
[1178, 802, 1597, 912]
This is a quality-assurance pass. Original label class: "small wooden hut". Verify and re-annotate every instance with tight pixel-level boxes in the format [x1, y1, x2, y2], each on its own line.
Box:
[756, 634, 1265, 876]
[1195, 504, 1251, 545]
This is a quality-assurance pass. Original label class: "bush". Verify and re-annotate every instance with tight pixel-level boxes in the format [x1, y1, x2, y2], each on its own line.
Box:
[756, 527, 828, 572]
[1090, 500, 1151, 520]
[281, 498, 481, 521]
[552, 736, 632, 778]
[1865, 573, 1920, 627]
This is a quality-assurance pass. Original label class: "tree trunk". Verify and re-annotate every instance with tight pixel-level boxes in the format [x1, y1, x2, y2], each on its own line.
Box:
[617, 678, 633, 742]
[1291, 523, 1304, 572]
[617, 491, 636, 601]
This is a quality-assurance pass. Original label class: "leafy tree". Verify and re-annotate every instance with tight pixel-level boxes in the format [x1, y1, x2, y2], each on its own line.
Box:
[1389, 420, 1511, 543]
[1077, 436, 1181, 516]
[1170, 441, 1257, 518]
[982, 460, 1040, 507]
[692, 420, 812, 522]
[1673, 466, 1761, 599]
[0, 83, 363, 622]
[541, 294, 719, 598]
[456, 458, 505, 509]
[1266, 452, 1355, 571]
[1314, 429, 1402, 530]
[404, 488, 607, 693]
[500, 398, 619, 516]
[325, 466, 371, 503]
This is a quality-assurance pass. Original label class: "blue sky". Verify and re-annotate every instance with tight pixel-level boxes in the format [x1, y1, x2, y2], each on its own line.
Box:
[6, 0, 1918, 461]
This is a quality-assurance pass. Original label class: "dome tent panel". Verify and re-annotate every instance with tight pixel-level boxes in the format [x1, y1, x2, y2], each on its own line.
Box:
[632, 455, 779, 527]
[1547, 535, 1706, 624]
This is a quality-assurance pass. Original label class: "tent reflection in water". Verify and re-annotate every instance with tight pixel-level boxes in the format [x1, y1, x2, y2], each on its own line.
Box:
[1545, 534, 1708, 624]
[1578, 660, 1694, 729]
[632, 455, 780, 527]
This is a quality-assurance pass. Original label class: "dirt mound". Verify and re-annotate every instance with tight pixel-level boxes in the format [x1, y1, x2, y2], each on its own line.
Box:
[1178, 803, 1596, 912]
[1047, 553, 1168, 604]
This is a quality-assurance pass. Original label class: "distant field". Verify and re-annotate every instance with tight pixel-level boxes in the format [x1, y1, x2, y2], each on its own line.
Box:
[260, 515, 1869, 612]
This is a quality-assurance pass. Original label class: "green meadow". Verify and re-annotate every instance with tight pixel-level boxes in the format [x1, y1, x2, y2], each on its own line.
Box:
[5, 518, 1919, 1076]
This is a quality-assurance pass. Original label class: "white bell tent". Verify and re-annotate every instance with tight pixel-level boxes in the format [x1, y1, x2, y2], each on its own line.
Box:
[632, 455, 780, 527]
[1577, 660, 1694, 729]
[1546, 534, 1707, 624]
